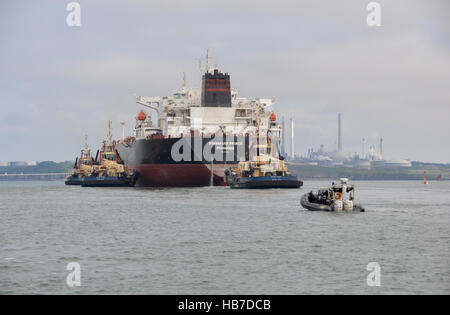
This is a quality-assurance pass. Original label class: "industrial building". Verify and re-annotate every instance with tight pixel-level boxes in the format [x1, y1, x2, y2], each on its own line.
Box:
[290, 113, 412, 169]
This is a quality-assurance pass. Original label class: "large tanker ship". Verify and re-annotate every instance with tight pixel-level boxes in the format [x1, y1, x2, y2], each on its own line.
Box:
[117, 52, 283, 187]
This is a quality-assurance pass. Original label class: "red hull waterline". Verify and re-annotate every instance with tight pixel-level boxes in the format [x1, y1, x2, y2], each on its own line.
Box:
[132, 164, 230, 187]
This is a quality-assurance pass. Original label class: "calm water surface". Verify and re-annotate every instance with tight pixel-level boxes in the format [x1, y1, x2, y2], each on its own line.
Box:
[1, 180, 449, 294]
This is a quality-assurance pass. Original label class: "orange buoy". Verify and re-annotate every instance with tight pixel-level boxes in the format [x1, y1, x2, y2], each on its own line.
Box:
[270, 113, 277, 122]
[138, 111, 147, 121]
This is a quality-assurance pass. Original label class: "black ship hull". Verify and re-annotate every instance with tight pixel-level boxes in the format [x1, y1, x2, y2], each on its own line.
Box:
[65, 176, 83, 186]
[116, 135, 250, 187]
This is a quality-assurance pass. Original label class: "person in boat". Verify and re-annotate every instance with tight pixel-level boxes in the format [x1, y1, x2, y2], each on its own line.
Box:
[242, 163, 255, 177]
[308, 189, 329, 205]
[308, 191, 316, 203]
[327, 186, 333, 199]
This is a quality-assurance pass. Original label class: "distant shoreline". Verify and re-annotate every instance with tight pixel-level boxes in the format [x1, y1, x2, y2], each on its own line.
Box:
[1, 161, 449, 182]
[0, 174, 66, 181]
[288, 162, 450, 181]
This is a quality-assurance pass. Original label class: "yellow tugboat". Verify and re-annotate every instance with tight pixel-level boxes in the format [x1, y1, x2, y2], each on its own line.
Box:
[225, 156, 302, 189]
[65, 135, 94, 185]
[225, 122, 303, 189]
[82, 121, 137, 187]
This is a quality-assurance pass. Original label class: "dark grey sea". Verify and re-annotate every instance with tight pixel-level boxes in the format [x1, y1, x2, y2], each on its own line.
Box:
[1, 180, 449, 294]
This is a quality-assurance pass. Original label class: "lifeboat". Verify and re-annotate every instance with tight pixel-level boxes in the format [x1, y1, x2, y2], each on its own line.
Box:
[138, 110, 147, 121]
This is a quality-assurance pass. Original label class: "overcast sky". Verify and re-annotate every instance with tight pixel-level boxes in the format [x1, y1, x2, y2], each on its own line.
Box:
[0, 0, 449, 163]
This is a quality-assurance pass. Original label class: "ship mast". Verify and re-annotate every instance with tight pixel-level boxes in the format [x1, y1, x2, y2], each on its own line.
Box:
[107, 120, 113, 146]
[84, 135, 89, 152]
[199, 49, 215, 73]
[82, 135, 90, 157]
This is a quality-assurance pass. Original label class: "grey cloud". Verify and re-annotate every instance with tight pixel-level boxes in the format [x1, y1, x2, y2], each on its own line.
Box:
[0, 0, 448, 162]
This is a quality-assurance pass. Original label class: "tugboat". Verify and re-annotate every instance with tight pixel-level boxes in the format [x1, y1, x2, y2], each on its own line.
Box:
[81, 121, 137, 187]
[225, 122, 303, 189]
[225, 157, 302, 189]
[300, 178, 365, 212]
[65, 135, 94, 185]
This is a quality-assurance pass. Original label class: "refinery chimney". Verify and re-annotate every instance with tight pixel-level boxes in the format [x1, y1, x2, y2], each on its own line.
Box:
[290, 118, 295, 160]
[338, 113, 343, 153]
[281, 117, 286, 157]
[362, 138, 366, 160]
[379, 138, 383, 160]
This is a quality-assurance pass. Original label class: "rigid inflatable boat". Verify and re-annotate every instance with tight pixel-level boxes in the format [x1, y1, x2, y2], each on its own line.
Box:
[300, 178, 365, 212]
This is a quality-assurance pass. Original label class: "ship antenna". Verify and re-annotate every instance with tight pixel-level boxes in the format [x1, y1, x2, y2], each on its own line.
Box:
[84, 135, 89, 155]
[107, 120, 113, 145]
[206, 49, 210, 70]
[183, 72, 187, 91]
[199, 49, 213, 73]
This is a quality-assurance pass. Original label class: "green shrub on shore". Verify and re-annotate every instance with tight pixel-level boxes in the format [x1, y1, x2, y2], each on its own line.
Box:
[0, 161, 74, 174]
[288, 162, 450, 180]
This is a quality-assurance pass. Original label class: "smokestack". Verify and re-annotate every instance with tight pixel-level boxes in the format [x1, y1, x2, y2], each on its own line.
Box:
[338, 113, 343, 153]
[291, 118, 295, 160]
[281, 117, 286, 156]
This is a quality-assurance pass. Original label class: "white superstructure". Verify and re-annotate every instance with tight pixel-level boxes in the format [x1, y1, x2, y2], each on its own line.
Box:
[136, 88, 277, 139]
